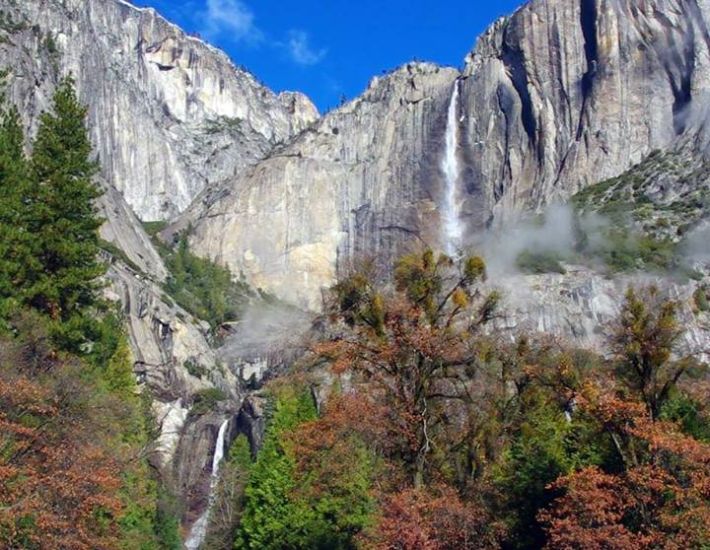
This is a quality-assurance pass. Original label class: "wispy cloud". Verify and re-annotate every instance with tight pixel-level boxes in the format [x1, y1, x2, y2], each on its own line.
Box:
[197, 1, 326, 67]
[286, 30, 327, 65]
[201, 0, 263, 44]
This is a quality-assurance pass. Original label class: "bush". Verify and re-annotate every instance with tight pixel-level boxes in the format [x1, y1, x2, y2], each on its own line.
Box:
[694, 287, 709, 312]
[184, 358, 207, 379]
[516, 250, 567, 275]
[191, 388, 227, 416]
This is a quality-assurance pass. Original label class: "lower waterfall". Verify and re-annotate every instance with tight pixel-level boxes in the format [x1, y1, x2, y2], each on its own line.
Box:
[184, 419, 230, 550]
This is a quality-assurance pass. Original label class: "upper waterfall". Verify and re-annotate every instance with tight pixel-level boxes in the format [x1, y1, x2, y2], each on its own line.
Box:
[442, 80, 463, 256]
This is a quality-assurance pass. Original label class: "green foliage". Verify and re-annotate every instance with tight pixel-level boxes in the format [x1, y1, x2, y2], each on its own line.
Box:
[27, 76, 105, 321]
[660, 392, 710, 443]
[295, 434, 375, 548]
[495, 396, 606, 549]
[153, 490, 183, 550]
[516, 250, 567, 275]
[594, 229, 677, 273]
[142, 220, 168, 236]
[0, 88, 34, 319]
[191, 387, 227, 416]
[159, 232, 253, 331]
[235, 388, 320, 549]
[331, 260, 383, 333]
[43, 32, 58, 55]
[570, 147, 709, 275]
[184, 358, 208, 379]
[694, 286, 709, 312]
[99, 237, 143, 273]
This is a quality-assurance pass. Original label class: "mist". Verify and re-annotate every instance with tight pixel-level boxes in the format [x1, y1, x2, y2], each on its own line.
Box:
[479, 204, 609, 278]
[218, 299, 315, 363]
[681, 223, 710, 264]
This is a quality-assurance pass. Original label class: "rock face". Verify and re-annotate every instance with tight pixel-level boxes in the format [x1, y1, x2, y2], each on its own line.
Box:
[176, 0, 710, 309]
[0, 0, 318, 220]
[492, 266, 710, 362]
[175, 63, 459, 309]
[458, 0, 710, 228]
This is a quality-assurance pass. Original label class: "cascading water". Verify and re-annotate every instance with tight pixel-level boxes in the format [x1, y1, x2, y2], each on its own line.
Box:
[184, 419, 230, 550]
[441, 80, 464, 256]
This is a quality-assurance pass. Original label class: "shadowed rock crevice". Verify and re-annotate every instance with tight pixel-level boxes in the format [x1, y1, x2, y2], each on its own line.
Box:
[500, 30, 537, 146]
[580, 0, 598, 99]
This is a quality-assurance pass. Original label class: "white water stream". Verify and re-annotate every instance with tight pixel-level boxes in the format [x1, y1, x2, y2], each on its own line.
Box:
[184, 418, 230, 550]
[441, 80, 464, 256]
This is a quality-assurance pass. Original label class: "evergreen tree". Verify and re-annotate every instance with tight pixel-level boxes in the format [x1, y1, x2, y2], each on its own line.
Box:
[235, 389, 319, 549]
[27, 76, 104, 321]
[0, 89, 36, 318]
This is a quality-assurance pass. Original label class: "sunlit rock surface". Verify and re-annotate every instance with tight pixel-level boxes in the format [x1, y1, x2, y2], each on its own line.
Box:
[1, 0, 318, 220]
[178, 0, 710, 309]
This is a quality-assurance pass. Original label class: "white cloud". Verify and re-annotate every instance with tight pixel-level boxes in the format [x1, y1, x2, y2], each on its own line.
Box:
[202, 0, 263, 43]
[286, 30, 327, 65]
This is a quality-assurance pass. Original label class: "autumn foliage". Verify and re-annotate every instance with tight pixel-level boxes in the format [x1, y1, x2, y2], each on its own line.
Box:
[288, 255, 710, 550]
[0, 359, 123, 549]
[540, 395, 710, 549]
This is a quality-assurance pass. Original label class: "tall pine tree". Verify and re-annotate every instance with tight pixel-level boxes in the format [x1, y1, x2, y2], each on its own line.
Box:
[27, 76, 105, 321]
[0, 85, 37, 318]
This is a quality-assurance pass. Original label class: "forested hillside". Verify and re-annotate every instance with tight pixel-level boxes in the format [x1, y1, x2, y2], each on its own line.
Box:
[0, 78, 181, 549]
[198, 251, 709, 549]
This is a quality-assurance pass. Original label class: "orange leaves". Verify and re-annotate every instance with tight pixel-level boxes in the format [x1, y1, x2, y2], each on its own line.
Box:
[539, 467, 647, 550]
[366, 485, 501, 550]
[0, 367, 124, 549]
[541, 392, 710, 549]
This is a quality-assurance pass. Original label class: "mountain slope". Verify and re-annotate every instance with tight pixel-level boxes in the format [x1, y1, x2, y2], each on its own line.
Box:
[0, 0, 318, 220]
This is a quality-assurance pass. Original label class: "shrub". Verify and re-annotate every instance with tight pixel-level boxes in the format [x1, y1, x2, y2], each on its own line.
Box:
[516, 250, 567, 275]
[191, 388, 227, 416]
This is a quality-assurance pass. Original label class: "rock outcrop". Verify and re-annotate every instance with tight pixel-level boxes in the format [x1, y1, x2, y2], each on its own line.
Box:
[173, 63, 459, 309]
[459, 0, 710, 227]
[0, 0, 318, 220]
[492, 265, 709, 362]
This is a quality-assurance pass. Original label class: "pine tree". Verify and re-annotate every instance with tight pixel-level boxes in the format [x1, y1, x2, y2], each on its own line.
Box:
[27, 76, 105, 321]
[0, 88, 37, 318]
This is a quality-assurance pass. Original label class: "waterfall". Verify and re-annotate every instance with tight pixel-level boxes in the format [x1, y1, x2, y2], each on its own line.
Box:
[184, 419, 230, 550]
[441, 80, 463, 256]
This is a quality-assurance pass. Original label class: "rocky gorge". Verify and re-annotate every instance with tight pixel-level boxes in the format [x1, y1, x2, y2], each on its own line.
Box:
[1, 0, 709, 544]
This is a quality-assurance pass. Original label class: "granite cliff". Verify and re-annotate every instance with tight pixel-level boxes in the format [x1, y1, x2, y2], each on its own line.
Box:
[176, 0, 710, 309]
[1, 0, 318, 221]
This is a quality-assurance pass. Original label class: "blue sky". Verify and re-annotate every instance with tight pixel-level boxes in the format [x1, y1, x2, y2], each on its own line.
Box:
[133, 0, 523, 111]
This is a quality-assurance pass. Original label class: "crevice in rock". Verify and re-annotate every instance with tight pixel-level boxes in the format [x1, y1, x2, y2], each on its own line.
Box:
[576, 0, 598, 142]
[500, 30, 536, 145]
[668, 27, 695, 135]
[580, 0, 598, 99]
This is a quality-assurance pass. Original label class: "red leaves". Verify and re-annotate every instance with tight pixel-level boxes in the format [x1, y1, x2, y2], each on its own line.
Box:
[541, 395, 710, 549]
[367, 485, 502, 549]
[0, 368, 123, 549]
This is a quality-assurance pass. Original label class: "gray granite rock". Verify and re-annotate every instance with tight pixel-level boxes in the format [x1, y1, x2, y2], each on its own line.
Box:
[0, 0, 318, 220]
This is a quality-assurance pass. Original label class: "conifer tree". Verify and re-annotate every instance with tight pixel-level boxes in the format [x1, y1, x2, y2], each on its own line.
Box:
[0, 88, 36, 317]
[27, 76, 104, 321]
